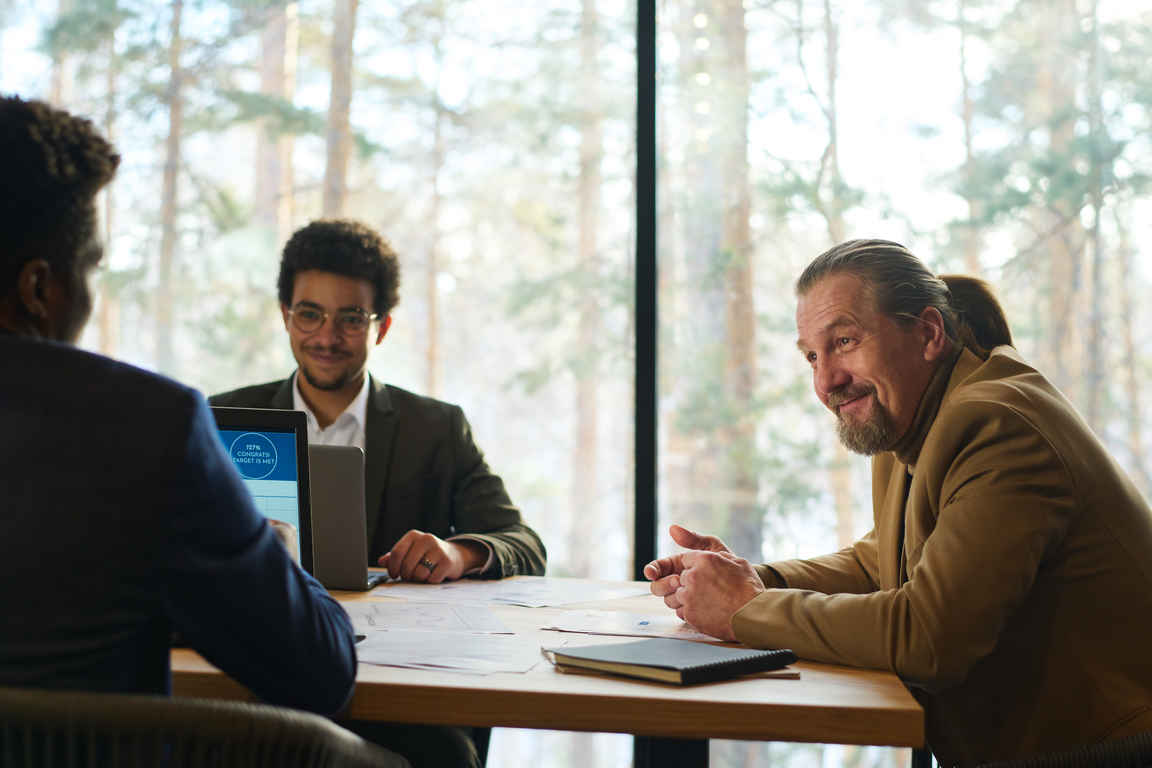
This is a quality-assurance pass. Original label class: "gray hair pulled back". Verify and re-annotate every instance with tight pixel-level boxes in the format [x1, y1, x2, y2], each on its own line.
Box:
[796, 239, 1012, 357]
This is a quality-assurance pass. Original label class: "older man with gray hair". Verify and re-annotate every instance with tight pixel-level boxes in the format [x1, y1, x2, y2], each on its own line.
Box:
[646, 239, 1152, 767]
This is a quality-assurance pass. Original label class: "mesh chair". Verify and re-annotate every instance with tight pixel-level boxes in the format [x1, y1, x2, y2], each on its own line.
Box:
[976, 732, 1152, 768]
[0, 686, 410, 768]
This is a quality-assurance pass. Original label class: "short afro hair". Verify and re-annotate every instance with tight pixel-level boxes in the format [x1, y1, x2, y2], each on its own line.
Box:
[277, 219, 400, 316]
[0, 95, 119, 290]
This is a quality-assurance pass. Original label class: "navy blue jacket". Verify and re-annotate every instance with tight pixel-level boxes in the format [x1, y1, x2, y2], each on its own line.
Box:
[0, 335, 357, 715]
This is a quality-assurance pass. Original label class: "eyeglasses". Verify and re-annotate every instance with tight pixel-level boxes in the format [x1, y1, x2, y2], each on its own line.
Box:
[286, 304, 381, 336]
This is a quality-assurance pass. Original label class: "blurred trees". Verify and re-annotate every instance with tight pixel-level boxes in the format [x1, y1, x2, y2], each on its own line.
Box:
[253, 0, 297, 245]
[322, 0, 355, 215]
[658, 0, 1152, 572]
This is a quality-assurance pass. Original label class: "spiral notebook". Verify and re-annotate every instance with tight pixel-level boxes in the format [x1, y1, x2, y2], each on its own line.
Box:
[542, 637, 797, 685]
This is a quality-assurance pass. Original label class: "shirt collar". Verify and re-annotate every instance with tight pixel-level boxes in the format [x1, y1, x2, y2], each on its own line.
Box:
[291, 370, 371, 433]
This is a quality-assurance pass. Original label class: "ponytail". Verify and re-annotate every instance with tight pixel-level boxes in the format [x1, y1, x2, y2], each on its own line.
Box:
[940, 274, 1013, 358]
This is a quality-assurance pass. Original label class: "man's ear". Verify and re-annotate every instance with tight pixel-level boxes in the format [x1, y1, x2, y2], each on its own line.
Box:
[16, 259, 53, 320]
[280, 303, 292, 331]
[374, 315, 392, 346]
[919, 306, 950, 362]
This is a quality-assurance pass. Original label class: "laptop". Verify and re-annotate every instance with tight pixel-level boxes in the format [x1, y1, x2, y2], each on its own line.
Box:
[211, 406, 315, 575]
[307, 444, 387, 591]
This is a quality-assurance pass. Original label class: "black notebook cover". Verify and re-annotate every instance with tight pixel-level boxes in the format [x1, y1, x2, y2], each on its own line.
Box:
[543, 637, 797, 685]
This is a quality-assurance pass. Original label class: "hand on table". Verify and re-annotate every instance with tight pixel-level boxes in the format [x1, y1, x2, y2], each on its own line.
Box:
[378, 529, 487, 583]
[643, 524, 763, 642]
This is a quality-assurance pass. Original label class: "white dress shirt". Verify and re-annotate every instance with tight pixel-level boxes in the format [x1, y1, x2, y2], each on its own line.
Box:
[292, 372, 370, 450]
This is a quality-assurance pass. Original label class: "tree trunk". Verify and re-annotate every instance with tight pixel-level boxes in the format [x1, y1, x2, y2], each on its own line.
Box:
[720, 0, 759, 559]
[664, 0, 725, 543]
[323, 0, 358, 216]
[97, 31, 119, 356]
[425, 6, 446, 398]
[811, 0, 857, 550]
[157, 0, 184, 374]
[1084, 0, 1104, 429]
[567, 0, 603, 578]
[255, 1, 298, 245]
[565, 0, 604, 737]
[49, 0, 74, 105]
[1032, 0, 1086, 403]
[959, 0, 982, 275]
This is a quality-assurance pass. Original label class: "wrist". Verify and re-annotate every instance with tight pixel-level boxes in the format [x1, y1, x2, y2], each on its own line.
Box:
[451, 539, 488, 572]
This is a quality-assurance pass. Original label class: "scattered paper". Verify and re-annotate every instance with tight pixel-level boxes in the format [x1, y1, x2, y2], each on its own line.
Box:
[372, 576, 650, 607]
[540, 609, 723, 643]
[356, 629, 541, 673]
[340, 600, 511, 635]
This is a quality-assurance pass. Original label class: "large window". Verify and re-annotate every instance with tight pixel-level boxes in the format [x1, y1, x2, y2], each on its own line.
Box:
[6, 0, 1152, 765]
[657, 0, 1152, 765]
[3, 0, 635, 763]
[2, 0, 636, 581]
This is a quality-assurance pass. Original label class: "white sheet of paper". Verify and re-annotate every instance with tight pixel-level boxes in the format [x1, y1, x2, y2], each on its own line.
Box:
[370, 576, 649, 607]
[340, 600, 511, 634]
[355, 629, 542, 673]
[540, 609, 723, 642]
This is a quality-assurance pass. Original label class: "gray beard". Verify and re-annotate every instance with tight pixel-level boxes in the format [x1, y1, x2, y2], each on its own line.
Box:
[836, 407, 896, 456]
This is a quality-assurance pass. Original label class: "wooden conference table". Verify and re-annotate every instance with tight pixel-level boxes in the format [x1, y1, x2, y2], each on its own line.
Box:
[171, 577, 923, 766]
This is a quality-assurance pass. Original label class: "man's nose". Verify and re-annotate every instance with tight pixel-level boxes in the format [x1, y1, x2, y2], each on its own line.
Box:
[310, 316, 342, 345]
[814, 359, 850, 401]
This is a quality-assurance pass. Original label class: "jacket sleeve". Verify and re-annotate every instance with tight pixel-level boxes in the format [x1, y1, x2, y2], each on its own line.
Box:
[732, 401, 1077, 689]
[760, 528, 880, 593]
[162, 394, 358, 715]
[446, 406, 547, 578]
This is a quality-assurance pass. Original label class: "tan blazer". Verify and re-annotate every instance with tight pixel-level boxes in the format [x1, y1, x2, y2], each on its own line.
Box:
[733, 346, 1152, 766]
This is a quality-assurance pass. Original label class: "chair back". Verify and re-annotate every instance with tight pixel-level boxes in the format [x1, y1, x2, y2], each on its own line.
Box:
[0, 687, 409, 768]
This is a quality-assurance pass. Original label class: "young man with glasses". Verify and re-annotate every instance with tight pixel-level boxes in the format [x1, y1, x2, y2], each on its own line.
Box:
[210, 219, 546, 585]
[212, 219, 543, 766]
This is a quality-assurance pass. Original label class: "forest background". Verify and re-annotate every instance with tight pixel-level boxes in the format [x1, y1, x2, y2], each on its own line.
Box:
[3, 0, 1149, 765]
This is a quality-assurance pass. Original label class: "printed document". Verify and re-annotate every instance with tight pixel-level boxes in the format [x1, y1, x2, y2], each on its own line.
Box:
[356, 629, 541, 674]
[371, 576, 649, 607]
[339, 600, 511, 635]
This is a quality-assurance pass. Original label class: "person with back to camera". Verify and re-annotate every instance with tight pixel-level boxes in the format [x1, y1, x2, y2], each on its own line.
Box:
[0, 93, 407, 767]
[645, 239, 1152, 767]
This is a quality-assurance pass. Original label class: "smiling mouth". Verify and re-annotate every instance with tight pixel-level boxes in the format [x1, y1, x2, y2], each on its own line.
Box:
[832, 391, 872, 417]
[304, 348, 350, 363]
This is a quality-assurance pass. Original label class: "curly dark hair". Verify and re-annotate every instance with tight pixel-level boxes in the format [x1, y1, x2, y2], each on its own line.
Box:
[277, 219, 401, 316]
[0, 95, 120, 290]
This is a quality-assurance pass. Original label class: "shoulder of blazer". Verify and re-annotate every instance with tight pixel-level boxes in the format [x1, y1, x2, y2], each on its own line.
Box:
[3, 337, 201, 434]
[208, 379, 292, 408]
[374, 381, 463, 427]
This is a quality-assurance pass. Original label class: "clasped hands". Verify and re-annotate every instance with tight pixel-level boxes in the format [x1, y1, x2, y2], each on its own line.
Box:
[644, 524, 765, 642]
[377, 530, 488, 583]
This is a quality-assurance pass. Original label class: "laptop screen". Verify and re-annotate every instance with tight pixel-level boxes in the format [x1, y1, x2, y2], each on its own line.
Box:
[215, 429, 301, 528]
[210, 406, 314, 573]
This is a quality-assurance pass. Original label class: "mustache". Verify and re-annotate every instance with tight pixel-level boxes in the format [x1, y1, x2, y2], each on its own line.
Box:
[302, 343, 351, 356]
[299, 345, 347, 356]
[826, 386, 874, 410]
